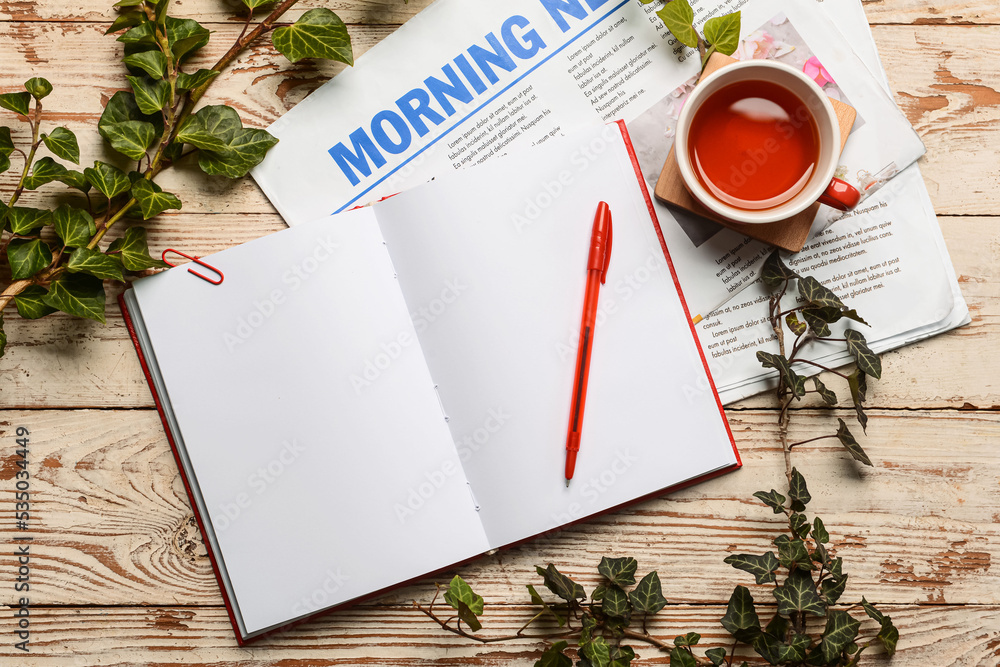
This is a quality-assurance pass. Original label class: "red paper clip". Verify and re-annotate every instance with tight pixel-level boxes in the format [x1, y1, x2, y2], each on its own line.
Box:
[162, 249, 224, 285]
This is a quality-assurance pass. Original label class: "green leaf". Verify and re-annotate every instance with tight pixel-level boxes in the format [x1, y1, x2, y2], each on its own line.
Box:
[41, 126, 80, 164]
[24, 77, 52, 100]
[629, 571, 666, 614]
[123, 51, 167, 79]
[812, 517, 830, 544]
[197, 128, 279, 178]
[105, 10, 144, 35]
[788, 468, 811, 511]
[42, 273, 106, 323]
[118, 21, 156, 46]
[812, 377, 838, 405]
[107, 226, 167, 271]
[442, 575, 484, 632]
[535, 564, 585, 602]
[114, 0, 145, 7]
[754, 489, 786, 514]
[656, 0, 699, 49]
[775, 535, 812, 571]
[14, 285, 56, 320]
[240, 0, 273, 8]
[756, 351, 806, 398]
[126, 75, 170, 115]
[52, 204, 97, 248]
[753, 630, 810, 664]
[7, 206, 53, 235]
[790, 513, 811, 540]
[877, 616, 899, 657]
[0, 153, 8, 175]
[598, 557, 638, 587]
[0, 126, 13, 157]
[56, 169, 91, 193]
[6, 238, 52, 280]
[835, 418, 873, 466]
[99, 91, 163, 143]
[860, 597, 884, 623]
[0, 92, 32, 116]
[67, 247, 125, 282]
[105, 119, 156, 161]
[176, 104, 240, 152]
[176, 68, 220, 92]
[773, 569, 826, 618]
[847, 370, 869, 433]
[669, 647, 696, 667]
[609, 645, 635, 667]
[828, 556, 843, 579]
[705, 647, 727, 666]
[601, 584, 631, 619]
[703, 12, 741, 56]
[23, 156, 69, 190]
[84, 161, 131, 199]
[131, 179, 181, 219]
[820, 609, 861, 663]
[581, 636, 612, 667]
[526, 584, 565, 627]
[272, 8, 354, 64]
[724, 552, 779, 584]
[801, 308, 832, 337]
[166, 17, 211, 60]
[785, 312, 807, 336]
[674, 632, 700, 647]
[534, 641, 572, 667]
[799, 275, 846, 310]
[845, 328, 882, 379]
[720, 586, 761, 643]
[0, 317, 5, 358]
[821, 573, 848, 604]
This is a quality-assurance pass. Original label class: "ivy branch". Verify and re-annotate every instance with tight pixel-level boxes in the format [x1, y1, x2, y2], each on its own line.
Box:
[641, 0, 742, 70]
[0, 0, 355, 356]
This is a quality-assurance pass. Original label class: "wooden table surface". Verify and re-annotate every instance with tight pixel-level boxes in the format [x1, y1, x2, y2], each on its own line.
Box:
[1, 1, 998, 664]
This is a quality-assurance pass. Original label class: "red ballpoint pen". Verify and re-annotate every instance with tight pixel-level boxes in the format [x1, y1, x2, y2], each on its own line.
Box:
[565, 201, 613, 486]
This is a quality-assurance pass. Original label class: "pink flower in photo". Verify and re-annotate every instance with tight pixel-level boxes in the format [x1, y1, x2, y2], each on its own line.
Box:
[804, 56, 835, 87]
[734, 30, 795, 61]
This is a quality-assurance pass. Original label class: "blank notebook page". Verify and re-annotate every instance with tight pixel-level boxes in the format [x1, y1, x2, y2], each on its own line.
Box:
[131, 207, 489, 637]
[375, 124, 738, 549]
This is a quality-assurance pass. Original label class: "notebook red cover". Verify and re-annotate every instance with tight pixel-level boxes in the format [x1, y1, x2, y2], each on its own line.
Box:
[118, 119, 740, 645]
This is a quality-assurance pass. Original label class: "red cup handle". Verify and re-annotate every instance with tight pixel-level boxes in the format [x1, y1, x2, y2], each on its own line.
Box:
[818, 177, 861, 212]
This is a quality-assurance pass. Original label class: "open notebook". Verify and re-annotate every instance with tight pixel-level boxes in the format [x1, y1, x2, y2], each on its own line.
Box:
[121, 122, 740, 644]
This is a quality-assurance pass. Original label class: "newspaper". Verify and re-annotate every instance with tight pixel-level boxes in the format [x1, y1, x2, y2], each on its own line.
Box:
[252, 0, 925, 318]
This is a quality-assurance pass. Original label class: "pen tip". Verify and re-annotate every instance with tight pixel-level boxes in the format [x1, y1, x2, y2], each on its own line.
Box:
[565, 479, 571, 488]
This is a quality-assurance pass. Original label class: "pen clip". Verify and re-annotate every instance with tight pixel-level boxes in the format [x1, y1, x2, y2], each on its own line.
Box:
[162, 249, 225, 285]
[600, 209, 613, 285]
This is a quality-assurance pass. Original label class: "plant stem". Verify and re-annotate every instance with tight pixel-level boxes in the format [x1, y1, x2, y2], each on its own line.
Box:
[7, 100, 43, 208]
[791, 359, 849, 379]
[788, 435, 839, 450]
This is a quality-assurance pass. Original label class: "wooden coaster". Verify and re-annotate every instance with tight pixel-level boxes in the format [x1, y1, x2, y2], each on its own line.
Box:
[653, 53, 857, 253]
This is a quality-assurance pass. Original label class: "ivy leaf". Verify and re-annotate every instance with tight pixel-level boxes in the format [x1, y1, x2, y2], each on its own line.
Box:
[57, 169, 92, 193]
[131, 179, 182, 219]
[85, 161, 131, 199]
[656, 0, 699, 48]
[8, 206, 53, 235]
[534, 641, 572, 667]
[105, 119, 157, 161]
[836, 418, 873, 466]
[877, 616, 899, 657]
[799, 275, 846, 310]
[0, 153, 8, 175]
[24, 77, 52, 100]
[7, 238, 53, 280]
[704, 647, 727, 666]
[754, 489, 786, 514]
[442, 575, 483, 632]
[788, 468, 811, 511]
[720, 586, 761, 643]
[756, 351, 805, 398]
[196, 128, 279, 178]
[106, 226, 167, 271]
[53, 204, 97, 248]
[23, 156, 69, 190]
[0, 126, 12, 156]
[535, 564, 585, 602]
[845, 329, 882, 379]
[42, 273, 106, 323]
[117, 21, 156, 46]
[753, 631, 810, 664]
[598, 557, 638, 587]
[526, 584, 565, 627]
[674, 632, 700, 647]
[99, 91, 164, 144]
[176, 104, 240, 152]
[812, 377, 838, 405]
[602, 584, 631, 619]
[123, 51, 167, 79]
[610, 645, 634, 667]
[802, 308, 832, 337]
[703, 12, 741, 56]
[67, 247, 125, 282]
[820, 609, 861, 663]
[166, 17, 211, 61]
[0, 92, 32, 116]
[240, 0, 274, 9]
[176, 68, 220, 92]
[629, 571, 666, 614]
[860, 597, 884, 623]
[775, 535, 812, 571]
[105, 10, 144, 35]
[821, 573, 848, 604]
[773, 569, 826, 618]
[41, 127, 80, 164]
[0, 318, 5, 358]
[669, 647, 696, 667]
[581, 636, 612, 667]
[14, 285, 57, 320]
[785, 312, 807, 336]
[126, 75, 170, 115]
[790, 513, 811, 540]
[272, 8, 354, 64]
[723, 552, 779, 584]
[847, 370, 869, 433]
[812, 517, 830, 544]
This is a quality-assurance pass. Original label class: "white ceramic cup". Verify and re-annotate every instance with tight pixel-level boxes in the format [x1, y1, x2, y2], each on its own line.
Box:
[674, 60, 860, 224]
